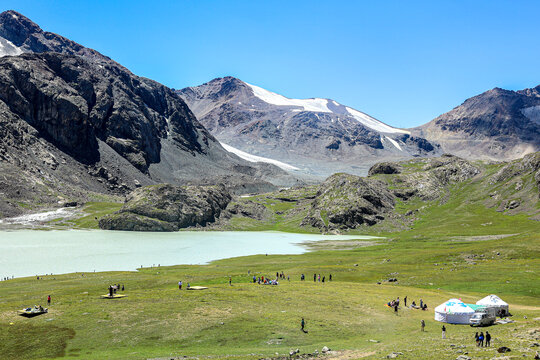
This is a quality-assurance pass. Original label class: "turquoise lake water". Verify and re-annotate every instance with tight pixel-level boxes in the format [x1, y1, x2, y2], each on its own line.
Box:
[0, 230, 373, 278]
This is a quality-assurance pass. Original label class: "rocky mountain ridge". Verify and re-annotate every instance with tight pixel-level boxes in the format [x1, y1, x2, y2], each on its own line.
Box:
[0, 10, 113, 63]
[413, 86, 540, 160]
[0, 11, 299, 218]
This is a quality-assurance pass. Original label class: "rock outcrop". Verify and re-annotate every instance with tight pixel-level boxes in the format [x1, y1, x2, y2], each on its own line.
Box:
[301, 173, 395, 230]
[368, 162, 402, 176]
[99, 184, 231, 231]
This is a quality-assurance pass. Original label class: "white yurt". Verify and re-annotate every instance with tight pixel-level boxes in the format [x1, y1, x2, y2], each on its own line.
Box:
[434, 299, 476, 324]
[476, 295, 509, 316]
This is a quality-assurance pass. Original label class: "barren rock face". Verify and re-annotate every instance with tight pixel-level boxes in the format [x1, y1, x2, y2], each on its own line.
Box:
[0, 10, 111, 63]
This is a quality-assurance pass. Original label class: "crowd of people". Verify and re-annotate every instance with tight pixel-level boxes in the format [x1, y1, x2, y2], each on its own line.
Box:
[252, 274, 280, 285]
[386, 296, 427, 311]
[250, 271, 334, 285]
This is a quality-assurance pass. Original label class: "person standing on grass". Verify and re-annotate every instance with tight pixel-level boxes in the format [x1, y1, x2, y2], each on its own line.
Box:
[421, 320, 425, 332]
[441, 325, 446, 339]
[475, 332, 479, 346]
[47, 295, 51, 305]
[485, 331, 491, 347]
[394, 304, 398, 314]
[301, 318, 305, 332]
[322, 276, 325, 283]
[178, 281, 182, 290]
[478, 332, 484, 347]
[329, 274, 332, 281]
[404, 296, 407, 307]
[314, 274, 316, 282]
[229, 277, 232, 286]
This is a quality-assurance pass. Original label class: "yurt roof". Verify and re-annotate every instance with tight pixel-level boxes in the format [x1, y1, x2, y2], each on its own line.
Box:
[476, 295, 508, 306]
[435, 299, 475, 314]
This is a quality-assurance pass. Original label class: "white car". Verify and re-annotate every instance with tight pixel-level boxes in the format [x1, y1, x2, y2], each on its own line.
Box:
[469, 311, 495, 326]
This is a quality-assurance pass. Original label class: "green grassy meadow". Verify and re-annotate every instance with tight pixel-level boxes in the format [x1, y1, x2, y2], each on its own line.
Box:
[1, 158, 540, 359]
[0, 213, 539, 359]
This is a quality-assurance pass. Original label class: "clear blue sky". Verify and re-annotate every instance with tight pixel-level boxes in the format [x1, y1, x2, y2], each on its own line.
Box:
[3, 1, 540, 128]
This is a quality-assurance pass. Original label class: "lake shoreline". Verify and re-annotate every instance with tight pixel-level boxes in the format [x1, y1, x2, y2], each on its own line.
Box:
[0, 230, 378, 279]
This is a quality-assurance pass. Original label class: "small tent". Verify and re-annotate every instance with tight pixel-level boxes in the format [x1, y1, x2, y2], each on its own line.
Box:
[476, 295, 509, 316]
[434, 299, 475, 324]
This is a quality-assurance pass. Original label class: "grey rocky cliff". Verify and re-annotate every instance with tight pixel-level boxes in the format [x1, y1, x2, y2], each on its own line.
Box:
[99, 184, 231, 231]
[0, 52, 205, 171]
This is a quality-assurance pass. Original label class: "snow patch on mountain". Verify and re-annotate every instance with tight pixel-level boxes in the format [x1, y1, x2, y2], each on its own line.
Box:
[245, 81, 409, 135]
[245, 82, 331, 113]
[346, 107, 409, 134]
[0, 36, 23, 57]
[382, 135, 403, 151]
[221, 143, 300, 171]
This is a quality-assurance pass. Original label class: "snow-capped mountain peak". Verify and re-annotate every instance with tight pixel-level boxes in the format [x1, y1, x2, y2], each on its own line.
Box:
[245, 81, 408, 134]
[178, 77, 438, 178]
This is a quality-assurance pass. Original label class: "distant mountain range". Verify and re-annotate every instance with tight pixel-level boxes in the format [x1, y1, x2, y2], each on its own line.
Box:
[179, 77, 540, 177]
[0, 9, 539, 218]
[178, 77, 439, 177]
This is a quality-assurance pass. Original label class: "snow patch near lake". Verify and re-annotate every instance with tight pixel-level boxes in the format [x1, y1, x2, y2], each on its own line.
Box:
[0, 208, 77, 226]
[221, 143, 299, 171]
